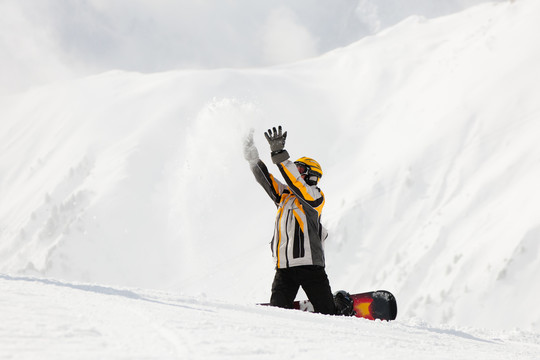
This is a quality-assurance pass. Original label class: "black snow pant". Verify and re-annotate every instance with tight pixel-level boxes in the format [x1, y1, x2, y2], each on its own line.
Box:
[270, 265, 336, 315]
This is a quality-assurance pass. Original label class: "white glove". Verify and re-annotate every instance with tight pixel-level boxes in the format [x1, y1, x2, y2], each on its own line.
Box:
[243, 129, 260, 165]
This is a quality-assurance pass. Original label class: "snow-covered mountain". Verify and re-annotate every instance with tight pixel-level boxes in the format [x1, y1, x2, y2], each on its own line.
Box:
[1, 0, 540, 357]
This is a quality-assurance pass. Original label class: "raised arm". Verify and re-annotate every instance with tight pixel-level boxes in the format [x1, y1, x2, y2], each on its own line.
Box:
[264, 126, 324, 214]
[244, 129, 285, 205]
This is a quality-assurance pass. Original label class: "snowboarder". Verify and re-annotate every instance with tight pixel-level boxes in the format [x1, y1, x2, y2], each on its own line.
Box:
[243, 126, 353, 315]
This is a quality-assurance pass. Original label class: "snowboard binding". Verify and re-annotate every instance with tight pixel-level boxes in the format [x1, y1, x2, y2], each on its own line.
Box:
[334, 290, 356, 316]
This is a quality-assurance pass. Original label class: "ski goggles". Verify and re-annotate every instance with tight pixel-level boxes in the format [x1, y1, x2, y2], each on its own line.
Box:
[294, 162, 310, 176]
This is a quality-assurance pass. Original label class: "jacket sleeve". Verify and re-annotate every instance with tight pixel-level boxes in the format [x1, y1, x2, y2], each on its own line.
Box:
[277, 159, 324, 214]
[250, 160, 286, 206]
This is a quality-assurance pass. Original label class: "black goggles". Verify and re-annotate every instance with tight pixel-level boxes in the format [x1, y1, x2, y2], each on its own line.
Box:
[295, 162, 310, 175]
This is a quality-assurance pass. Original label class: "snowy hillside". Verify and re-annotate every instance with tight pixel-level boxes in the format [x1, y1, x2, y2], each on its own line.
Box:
[2, 274, 539, 359]
[1, 0, 540, 356]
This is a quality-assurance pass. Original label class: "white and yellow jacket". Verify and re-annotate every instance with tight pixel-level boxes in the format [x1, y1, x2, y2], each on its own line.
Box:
[251, 159, 328, 269]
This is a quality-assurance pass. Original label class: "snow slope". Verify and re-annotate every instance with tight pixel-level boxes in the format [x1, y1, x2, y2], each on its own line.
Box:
[1, 0, 540, 355]
[2, 274, 539, 359]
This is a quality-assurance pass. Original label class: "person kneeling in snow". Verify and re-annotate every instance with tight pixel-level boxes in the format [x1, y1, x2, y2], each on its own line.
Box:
[243, 126, 354, 316]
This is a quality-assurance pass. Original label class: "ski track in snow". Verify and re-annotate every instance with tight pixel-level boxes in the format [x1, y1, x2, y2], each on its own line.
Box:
[1, 275, 539, 360]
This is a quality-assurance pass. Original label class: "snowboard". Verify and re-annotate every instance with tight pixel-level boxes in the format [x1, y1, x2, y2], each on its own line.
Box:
[262, 290, 397, 320]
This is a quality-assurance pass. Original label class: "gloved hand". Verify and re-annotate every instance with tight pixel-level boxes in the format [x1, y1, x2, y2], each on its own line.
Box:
[243, 129, 259, 165]
[264, 126, 287, 154]
[264, 126, 289, 164]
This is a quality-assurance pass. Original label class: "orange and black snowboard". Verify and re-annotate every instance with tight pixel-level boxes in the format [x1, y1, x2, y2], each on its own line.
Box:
[292, 290, 397, 320]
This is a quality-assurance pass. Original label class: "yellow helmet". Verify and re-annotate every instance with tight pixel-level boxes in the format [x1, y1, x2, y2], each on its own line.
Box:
[294, 157, 323, 178]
